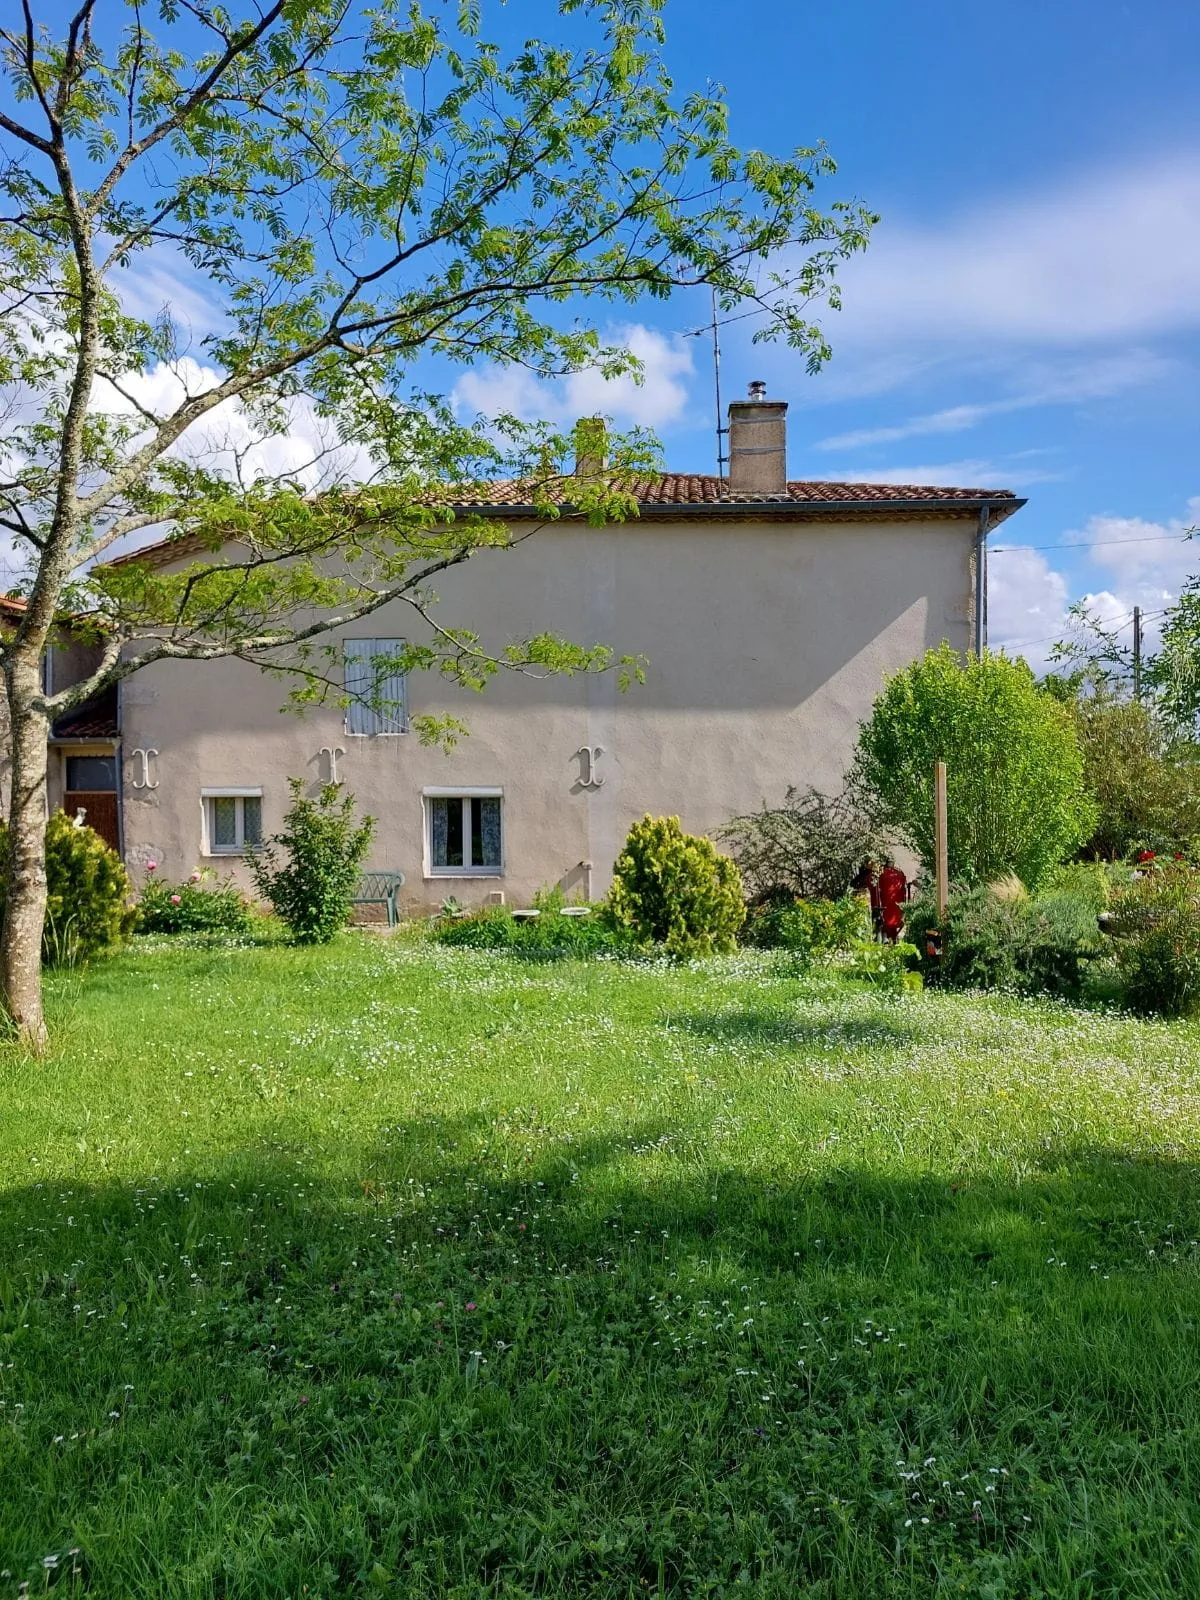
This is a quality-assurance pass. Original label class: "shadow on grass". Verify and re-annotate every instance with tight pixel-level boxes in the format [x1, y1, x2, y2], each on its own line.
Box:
[3, 1119, 1200, 1597]
[662, 1005, 920, 1050]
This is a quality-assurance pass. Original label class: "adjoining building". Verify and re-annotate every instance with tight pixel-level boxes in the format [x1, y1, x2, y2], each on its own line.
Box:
[45, 387, 1025, 910]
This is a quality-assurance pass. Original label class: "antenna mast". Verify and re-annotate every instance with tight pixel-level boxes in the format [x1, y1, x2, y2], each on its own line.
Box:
[711, 286, 728, 481]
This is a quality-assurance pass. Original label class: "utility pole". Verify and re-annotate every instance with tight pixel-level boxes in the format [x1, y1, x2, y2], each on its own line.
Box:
[1133, 605, 1142, 701]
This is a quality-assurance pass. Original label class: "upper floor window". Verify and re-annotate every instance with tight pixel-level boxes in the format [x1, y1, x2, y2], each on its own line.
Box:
[202, 789, 263, 855]
[344, 639, 407, 736]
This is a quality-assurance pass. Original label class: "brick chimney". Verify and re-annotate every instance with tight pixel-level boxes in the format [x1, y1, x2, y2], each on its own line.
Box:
[727, 381, 788, 495]
[573, 415, 608, 478]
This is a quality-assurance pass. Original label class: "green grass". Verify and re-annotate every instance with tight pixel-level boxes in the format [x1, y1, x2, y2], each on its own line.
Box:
[3, 934, 1200, 1597]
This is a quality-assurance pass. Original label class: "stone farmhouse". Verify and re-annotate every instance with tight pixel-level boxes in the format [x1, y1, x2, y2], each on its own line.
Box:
[42, 388, 1025, 911]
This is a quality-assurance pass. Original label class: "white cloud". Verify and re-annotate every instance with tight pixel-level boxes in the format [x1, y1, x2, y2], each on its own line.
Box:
[988, 547, 1071, 670]
[989, 495, 1200, 670]
[452, 323, 695, 430]
[111, 247, 223, 346]
[95, 356, 375, 491]
[811, 456, 1060, 489]
[814, 350, 1169, 451]
[835, 152, 1200, 352]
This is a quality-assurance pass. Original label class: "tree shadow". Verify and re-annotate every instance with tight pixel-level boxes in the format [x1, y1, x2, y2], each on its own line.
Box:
[662, 1004, 920, 1051]
[3, 1121, 1200, 1597]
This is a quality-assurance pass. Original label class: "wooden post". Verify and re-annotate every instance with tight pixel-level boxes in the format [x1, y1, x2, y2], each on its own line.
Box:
[933, 760, 949, 920]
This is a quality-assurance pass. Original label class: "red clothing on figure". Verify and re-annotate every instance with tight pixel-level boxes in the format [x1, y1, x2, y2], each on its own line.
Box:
[876, 865, 908, 942]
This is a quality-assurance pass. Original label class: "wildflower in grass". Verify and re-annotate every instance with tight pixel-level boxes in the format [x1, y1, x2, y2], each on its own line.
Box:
[170, 895, 181, 905]
[465, 1301, 477, 1312]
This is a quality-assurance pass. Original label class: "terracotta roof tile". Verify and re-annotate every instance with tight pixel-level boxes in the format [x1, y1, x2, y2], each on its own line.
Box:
[108, 475, 1024, 569]
[51, 685, 119, 741]
[450, 475, 1020, 508]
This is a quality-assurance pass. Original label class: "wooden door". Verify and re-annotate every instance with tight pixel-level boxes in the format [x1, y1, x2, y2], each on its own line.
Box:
[63, 792, 120, 853]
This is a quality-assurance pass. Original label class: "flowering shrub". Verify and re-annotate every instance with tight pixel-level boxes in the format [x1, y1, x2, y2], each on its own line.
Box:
[137, 866, 255, 935]
[604, 815, 744, 957]
[1108, 860, 1200, 1017]
[0, 811, 134, 966]
[250, 780, 375, 945]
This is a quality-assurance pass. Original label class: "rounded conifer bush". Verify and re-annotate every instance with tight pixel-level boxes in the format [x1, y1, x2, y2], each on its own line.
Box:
[604, 815, 744, 957]
[0, 812, 135, 967]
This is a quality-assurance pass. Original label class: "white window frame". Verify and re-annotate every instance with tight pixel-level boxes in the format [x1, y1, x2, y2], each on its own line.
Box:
[423, 786, 504, 877]
[201, 787, 264, 856]
[343, 638, 408, 737]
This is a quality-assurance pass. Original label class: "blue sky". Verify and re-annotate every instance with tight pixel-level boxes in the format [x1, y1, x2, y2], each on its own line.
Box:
[11, 1, 1200, 666]
[456, 0, 1200, 668]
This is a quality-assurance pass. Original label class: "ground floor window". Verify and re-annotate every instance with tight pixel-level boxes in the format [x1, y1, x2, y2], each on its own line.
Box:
[203, 790, 263, 854]
[426, 791, 502, 874]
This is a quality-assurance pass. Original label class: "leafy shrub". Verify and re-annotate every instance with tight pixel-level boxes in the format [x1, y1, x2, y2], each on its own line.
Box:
[250, 781, 375, 945]
[843, 939, 922, 994]
[0, 812, 135, 966]
[1107, 861, 1200, 1017]
[744, 892, 868, 960]
[1043, 860, 1112, 912]
[909, 884, 1102, 998]
[718, 785, 880, 902]
[604, 815, 744, 957]
[137, 867, 254, 935]
[432, 901, 628, 960]
[434, 905, 517, 950]
[853, 644, 1096, 890]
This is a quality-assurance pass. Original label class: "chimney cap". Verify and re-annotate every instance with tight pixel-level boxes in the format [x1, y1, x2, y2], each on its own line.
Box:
[747, 380, 767, 401]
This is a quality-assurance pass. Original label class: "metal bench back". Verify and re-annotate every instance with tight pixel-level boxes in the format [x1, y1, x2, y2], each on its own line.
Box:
[352, 871, 405, 928]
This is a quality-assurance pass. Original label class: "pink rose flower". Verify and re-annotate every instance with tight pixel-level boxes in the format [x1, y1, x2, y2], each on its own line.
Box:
[170, 894, 181, 905]
[146, 861, 157, 872]
[190, 870, 201, 883]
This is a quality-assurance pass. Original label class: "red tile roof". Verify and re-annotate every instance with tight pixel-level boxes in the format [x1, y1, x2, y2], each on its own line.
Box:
[108, 476, 1024, 569]
[51, 685, 119, 742]
[451, 475, 1023, 510]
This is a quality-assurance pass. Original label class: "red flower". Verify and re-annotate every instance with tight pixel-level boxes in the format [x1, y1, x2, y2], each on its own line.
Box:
[1137, 850, 1156, 863]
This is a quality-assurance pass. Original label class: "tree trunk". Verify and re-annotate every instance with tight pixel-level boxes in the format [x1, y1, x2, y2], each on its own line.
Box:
[2, 657, 50, 1051]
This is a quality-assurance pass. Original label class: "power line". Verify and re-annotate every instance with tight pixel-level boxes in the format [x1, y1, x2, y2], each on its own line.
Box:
[991, 534, 1191, 555]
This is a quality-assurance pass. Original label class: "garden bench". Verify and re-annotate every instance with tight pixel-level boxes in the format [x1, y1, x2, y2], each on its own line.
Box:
[352, 870, 405, 928]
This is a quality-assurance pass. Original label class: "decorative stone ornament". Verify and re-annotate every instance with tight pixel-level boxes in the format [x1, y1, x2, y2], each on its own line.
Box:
[129, 747, 159, 789]
[577, 745, 604, 789]
[319, 745, 346, 784]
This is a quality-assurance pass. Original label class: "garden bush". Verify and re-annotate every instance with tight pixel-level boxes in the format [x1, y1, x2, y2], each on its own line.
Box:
[432, 896, 628, 960]
[604, 815, 744, 957]
[137, 866, 255, 935]
[1107, 861, 1200, 1017]
[909, 884, 1102, 998]
[853, 644, 1096, 890]
[743, 892, 868, 960]
[842, 938, 922, 994]
[250, 780, 375, 944]
[719, 785, 880, 902]
[0, 812, 135, 966]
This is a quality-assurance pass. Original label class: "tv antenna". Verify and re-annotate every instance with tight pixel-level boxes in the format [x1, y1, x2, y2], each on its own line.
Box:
[710, 287, 728, 482]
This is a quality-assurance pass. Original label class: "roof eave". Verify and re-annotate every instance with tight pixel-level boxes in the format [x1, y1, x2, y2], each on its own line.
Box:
[448, 494, 1027, 526]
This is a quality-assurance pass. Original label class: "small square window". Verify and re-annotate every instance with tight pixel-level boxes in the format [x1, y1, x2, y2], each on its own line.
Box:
[203, 792, 263, 855]
[426, 793, 502, 875]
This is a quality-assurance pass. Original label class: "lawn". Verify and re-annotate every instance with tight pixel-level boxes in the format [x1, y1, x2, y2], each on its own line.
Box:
[2, 935, 1200, 1598]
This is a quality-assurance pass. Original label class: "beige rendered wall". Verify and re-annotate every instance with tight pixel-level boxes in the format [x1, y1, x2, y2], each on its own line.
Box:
[117, 513, 977, 910]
